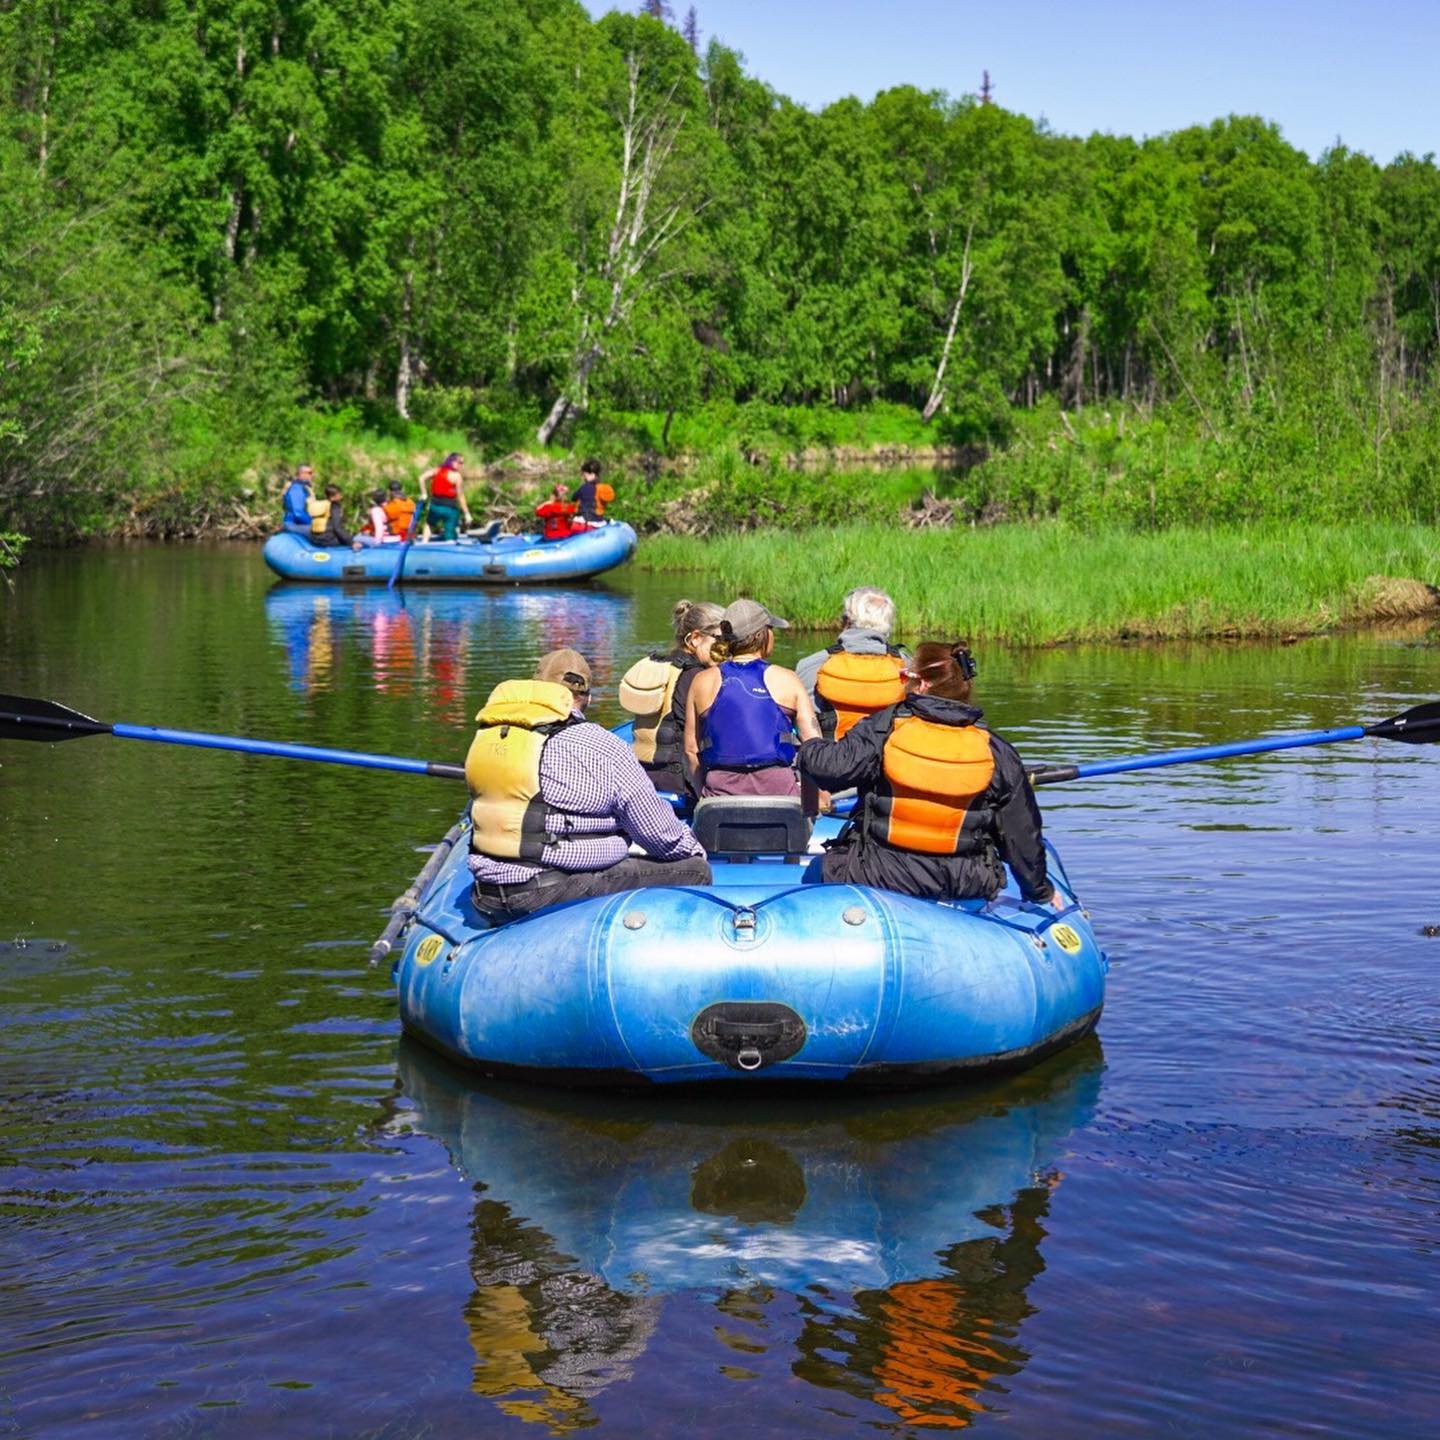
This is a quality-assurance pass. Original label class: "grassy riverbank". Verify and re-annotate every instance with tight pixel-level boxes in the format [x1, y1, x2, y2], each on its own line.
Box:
[632, 522, 1440, 646]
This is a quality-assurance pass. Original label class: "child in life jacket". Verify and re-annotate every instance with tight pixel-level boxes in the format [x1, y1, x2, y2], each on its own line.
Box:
[535, 481, 578, 541]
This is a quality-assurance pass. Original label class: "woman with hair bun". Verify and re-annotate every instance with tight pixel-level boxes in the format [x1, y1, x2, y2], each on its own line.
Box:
[684, 598, 820, 798]
[618, 599, 724, 797]
[797, 640, 1060, 906]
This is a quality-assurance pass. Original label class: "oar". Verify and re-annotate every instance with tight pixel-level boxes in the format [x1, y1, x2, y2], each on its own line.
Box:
[1027, 700, 1440, 786]
[0, 694, 465, 780]
[387, 497, 425, 591]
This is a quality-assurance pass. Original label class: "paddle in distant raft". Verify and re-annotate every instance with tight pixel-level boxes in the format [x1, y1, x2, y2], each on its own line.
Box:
[2, 692, 1438, 785]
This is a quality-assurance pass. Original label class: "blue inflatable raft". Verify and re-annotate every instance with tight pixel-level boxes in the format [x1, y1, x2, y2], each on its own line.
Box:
[262, 521, 636, 585]
[381, 795, 1107, 1088]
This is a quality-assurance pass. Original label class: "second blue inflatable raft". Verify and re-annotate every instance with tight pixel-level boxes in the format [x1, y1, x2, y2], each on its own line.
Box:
[263, 522, 636, 585]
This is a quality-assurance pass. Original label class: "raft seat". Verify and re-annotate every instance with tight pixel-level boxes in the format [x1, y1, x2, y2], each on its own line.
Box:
[692, 796, 810, 859]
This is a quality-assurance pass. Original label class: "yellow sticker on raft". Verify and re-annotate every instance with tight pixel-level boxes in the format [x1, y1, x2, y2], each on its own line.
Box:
[522, 549, 547, 562]
[415, 935, 445, 966]
[1051, 924, 1083, 954]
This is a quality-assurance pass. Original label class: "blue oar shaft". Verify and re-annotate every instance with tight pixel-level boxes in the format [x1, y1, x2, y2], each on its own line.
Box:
[1071, 724, 1367, 779]
[110, 722, 462, 778]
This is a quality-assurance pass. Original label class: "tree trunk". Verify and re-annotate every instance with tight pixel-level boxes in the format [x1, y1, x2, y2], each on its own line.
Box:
[922, 224, 974, 422]
[537, 344, 601, 446]
[395, 272, 415, 420]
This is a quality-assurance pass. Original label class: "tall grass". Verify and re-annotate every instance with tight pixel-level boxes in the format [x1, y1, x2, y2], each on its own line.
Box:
[632, 522, 1440, 645]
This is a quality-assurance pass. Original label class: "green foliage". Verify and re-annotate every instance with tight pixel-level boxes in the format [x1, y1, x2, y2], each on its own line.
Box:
[1, 2, 1439, 536]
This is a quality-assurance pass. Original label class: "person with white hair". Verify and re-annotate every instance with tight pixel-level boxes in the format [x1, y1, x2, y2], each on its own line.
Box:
[795, 587, 909, 740]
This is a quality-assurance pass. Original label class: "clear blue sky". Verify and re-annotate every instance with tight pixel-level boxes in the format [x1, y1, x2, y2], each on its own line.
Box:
[586, 1, 1438, 162]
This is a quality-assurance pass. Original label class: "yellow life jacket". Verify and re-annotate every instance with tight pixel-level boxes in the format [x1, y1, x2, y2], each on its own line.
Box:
[306, 495, 331, 536]
[815, 646, 908, 739]
[619, 653, 686, 766]
[465, 680, 582, 861]
[863, 712, 997, 855]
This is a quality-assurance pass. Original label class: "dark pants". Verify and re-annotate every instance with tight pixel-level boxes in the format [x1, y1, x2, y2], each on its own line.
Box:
[473, 853, 713, 920]
[429, 499, 461, 540]
[820, 839, 1003, 901]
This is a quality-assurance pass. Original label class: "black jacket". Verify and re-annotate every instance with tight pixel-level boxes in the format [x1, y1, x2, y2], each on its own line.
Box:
[798, 695, 1053, 903]
[642, 651, 704, 798]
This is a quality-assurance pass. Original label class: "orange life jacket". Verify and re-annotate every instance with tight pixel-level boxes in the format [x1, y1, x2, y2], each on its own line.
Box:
[384, 496, 416, 533]
[815, 646, 907, 739]
[862, 712, 996, 855]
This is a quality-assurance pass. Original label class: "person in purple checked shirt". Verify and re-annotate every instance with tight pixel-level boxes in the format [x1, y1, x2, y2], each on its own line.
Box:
[465, 647, 713, 921]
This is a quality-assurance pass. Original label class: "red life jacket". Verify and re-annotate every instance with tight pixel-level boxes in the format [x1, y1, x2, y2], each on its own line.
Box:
[431, 465, 458, 500]
[535, 499, 576, 540]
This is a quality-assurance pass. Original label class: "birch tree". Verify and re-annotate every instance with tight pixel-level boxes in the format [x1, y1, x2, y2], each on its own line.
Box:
[536, 16, 710, 446]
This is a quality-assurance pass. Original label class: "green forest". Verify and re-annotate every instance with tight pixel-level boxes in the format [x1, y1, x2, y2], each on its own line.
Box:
[4, 0, 1440, 544]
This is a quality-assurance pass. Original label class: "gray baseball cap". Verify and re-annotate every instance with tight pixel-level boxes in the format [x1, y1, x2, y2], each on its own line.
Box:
[721, 598, 790, 634]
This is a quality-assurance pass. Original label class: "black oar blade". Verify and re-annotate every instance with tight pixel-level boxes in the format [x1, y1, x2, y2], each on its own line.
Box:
[1367, 700, 1440, 745]
[0, 694, 111, 742]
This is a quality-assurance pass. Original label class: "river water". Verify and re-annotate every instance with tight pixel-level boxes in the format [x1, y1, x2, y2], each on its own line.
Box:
[2, 544, 1438, 1438]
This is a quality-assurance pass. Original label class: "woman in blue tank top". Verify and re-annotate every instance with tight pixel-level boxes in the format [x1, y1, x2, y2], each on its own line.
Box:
[684, 598, 820, 797]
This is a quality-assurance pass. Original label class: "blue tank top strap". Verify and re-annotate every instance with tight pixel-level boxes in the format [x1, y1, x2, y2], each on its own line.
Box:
[700, 660, 798, 771]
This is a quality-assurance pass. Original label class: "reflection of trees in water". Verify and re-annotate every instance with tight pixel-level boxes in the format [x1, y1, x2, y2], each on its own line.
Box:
[463, 1198, 659, 1432]
[792, 1179, 1057, 1430]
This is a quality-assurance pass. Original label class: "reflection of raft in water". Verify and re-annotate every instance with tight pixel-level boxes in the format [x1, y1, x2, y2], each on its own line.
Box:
[389, 804, 1108, 1087]
[395, 1039, 1101, 1430]
[261, 522, 637, 584]
[398, 1037, 1102, 1294]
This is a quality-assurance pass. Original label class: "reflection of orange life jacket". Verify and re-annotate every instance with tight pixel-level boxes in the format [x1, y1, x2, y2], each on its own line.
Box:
[431, 465, 458, 500]
[815, 646, 907, 739]
[384, 496, 416, 533]
[874, 1278, 999, 1426]
[862, 711, 996, 855]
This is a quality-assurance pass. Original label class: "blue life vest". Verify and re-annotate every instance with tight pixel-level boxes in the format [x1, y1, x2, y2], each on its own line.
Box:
[700, 660, 797, 771]
[283, 479, 310, 526]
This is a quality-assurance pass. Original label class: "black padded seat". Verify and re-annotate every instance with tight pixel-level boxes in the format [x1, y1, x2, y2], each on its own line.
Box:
[692, 796, 811, 856]
[468, 519, 504, 543]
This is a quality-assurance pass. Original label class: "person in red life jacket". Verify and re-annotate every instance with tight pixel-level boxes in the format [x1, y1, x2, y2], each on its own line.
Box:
[535, 481, 578, 541]
[684, 598, 820, 798]
[795, 587, 909, 740]
[466, 648, 712, 921]
[798, 641, 1061, 906]
[618, 598, 724, 799]
[419, 452, 470, 540]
